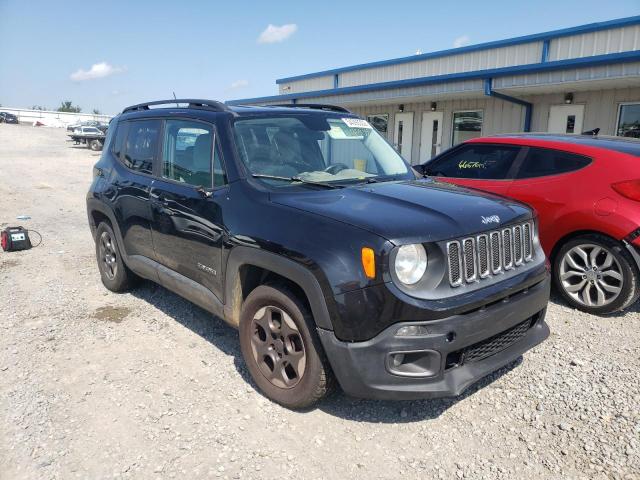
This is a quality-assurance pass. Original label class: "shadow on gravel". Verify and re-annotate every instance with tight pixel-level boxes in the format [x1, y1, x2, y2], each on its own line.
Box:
[549, 290, 640, 316]
[317, 357, 522, 423]
[129, 281, 253, 385]
[131, 280, 524, 422]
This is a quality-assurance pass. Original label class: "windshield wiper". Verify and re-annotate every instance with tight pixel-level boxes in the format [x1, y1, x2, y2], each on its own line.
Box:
[251, 173, 341, 189]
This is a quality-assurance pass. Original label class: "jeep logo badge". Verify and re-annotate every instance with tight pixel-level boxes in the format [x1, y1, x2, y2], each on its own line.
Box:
[481, 215, 500, 225]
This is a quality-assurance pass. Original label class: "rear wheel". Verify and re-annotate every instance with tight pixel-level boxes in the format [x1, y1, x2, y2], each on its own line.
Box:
[553, 234, 639, 315]
[95, 222, 136, 292]
[239, 284, 334, 409]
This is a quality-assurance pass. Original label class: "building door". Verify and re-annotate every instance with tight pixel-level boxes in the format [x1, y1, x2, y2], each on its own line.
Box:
[419, 111, 444, 163]
[548, 105, 584, 134]
[393, 112, 414, 163]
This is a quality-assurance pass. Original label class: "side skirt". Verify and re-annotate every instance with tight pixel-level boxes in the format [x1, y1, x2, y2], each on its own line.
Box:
[128, 255, 226, 322]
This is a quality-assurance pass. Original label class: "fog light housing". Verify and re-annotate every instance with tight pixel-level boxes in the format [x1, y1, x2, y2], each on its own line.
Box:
[386, 350, 441, 377]
[396, 325, 429, 336]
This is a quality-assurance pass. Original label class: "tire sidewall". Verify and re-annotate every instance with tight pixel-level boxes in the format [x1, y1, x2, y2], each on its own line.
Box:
[553, 235, 638, 314]
[95, 222, 129, 292]
[239, 285, 327, 408]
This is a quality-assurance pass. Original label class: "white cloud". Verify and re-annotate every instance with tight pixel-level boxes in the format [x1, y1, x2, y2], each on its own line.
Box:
[257, 24, 298, 44]
[453, 35, 470, 48]
[70, 62, 125, 82]
[230, 79, 249, 89]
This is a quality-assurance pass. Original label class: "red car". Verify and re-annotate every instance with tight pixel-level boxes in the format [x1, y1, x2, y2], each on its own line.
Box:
[421, 134, 640, 315]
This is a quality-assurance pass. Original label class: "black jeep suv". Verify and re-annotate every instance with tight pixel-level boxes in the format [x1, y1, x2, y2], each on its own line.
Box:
[87, 99, 550, 408]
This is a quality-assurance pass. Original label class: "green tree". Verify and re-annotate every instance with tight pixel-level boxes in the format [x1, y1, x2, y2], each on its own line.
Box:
[32, 105, 47, 111]
[57, 101, 81, 113]
[92, 108, 101, 115]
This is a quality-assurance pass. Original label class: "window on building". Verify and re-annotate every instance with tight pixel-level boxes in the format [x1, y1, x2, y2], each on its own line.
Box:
[366, 114, 388, 134]
[121, 120, 160, 175]
[161, 120, 226, 188]
[515, 148, 591, 179]
[426, 144, 521, 179]
[452, 111, 483, 145]
[616, 103, 640, 138]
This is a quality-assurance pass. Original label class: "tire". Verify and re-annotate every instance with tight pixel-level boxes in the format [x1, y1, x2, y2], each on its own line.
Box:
[553, 234, 640, 315]
[239, 284, 335, 409]
[89, 139, 102, 151]
[95, 222, 136, 292]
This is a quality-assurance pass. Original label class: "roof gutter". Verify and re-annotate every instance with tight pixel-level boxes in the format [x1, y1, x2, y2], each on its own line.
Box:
[484, 79, 532, 132]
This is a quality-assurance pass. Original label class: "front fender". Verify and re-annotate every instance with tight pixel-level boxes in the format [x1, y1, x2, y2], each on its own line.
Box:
[223, 246, 336, 330]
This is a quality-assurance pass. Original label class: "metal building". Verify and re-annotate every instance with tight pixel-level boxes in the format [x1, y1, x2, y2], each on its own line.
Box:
[228, 16, 640, 165]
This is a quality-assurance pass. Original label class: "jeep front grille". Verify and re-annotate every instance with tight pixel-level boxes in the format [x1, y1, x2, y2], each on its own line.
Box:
[447, 222, 535, 287]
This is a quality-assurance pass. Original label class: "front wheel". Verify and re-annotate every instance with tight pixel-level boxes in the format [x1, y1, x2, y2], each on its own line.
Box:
[239, 284, 335, 409]
[553, 234, 639, 315]
[89, 139, 102, 151]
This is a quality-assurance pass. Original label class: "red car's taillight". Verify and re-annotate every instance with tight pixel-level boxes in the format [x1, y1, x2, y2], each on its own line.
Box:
[612, 179, 640, 202]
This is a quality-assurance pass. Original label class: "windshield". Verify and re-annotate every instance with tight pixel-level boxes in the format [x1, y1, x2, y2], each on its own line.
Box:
[233, 115, 412, 184]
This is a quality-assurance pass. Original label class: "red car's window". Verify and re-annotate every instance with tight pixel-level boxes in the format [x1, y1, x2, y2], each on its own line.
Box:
[427, 144, 521, 179]
[516, 147, 592, 179]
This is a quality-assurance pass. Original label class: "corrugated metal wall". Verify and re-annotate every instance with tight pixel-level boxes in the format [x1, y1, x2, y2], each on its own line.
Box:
[522, 87, 640, 134]
[340, 43, 542, 87]
[347, 87, 640, 164]
[349, 97, 526, 164]
[279, 75, 334, 94]
[549, 24, 640, 60]
[299, 79, 483, 105]
[493, 61, 640, 88]
[277, 23, 640, 95]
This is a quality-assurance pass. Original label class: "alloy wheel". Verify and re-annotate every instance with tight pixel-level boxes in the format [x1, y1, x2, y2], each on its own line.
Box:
[98, 231, 118, 280]
[559, 243, 623, 307]
[250, 305, 306, 389]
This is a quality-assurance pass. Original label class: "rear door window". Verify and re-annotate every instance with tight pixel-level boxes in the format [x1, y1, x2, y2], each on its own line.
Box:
[515, 147, 592, 179]
[427, 144, 521, 179]
[121, 120, 161, 175]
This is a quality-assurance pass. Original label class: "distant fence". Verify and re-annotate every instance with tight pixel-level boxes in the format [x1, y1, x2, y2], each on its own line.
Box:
[1, 107, 113, 128]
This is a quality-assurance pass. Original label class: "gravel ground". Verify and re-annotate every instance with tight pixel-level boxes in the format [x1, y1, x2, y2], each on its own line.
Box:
[1, 124, 639, 480]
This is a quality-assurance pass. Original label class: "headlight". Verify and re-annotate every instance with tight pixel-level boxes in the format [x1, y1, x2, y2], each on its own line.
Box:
[394, 244, 428, 285]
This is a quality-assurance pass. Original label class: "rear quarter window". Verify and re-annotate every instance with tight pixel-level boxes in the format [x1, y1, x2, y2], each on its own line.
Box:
[516, 147, 592, 179]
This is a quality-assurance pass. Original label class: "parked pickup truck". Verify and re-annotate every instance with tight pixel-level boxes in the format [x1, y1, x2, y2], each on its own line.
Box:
[69, 126, 105, 151]
[87, 99, 551, 408]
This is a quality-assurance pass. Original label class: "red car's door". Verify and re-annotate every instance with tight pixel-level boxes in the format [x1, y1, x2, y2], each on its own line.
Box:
[425, 143, 525, 196]
[506, 146, 593, 252]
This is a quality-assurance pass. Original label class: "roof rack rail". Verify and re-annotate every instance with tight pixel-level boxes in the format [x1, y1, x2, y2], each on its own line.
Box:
[266, 103, 352, 114]
[122, 99, 232, 114]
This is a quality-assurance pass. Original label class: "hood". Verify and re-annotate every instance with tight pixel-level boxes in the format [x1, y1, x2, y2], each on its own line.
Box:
[270, 178, 532, 244]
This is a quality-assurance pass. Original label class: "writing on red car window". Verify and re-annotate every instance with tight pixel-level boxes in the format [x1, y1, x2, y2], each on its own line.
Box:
[458, 160, 486, 169]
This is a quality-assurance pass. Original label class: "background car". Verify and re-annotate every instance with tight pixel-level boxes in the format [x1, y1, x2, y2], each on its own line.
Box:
[67, 120, 108, 132]
[0, 112, 19, 124]
[420, 134, 640, 315]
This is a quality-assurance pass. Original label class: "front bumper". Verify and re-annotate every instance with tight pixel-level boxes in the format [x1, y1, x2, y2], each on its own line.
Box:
[319, 275, 550, 400]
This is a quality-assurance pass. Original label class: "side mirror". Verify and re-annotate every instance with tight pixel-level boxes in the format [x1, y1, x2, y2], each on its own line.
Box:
[196, 185, 213, 198]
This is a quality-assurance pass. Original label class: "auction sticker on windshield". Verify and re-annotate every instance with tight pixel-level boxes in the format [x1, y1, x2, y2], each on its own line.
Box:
[342, 118, 372, 129]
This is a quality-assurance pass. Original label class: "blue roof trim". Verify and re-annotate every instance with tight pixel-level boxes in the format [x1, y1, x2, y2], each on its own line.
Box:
[227, 50, 640, 105]
[275, 16, 640, 84]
